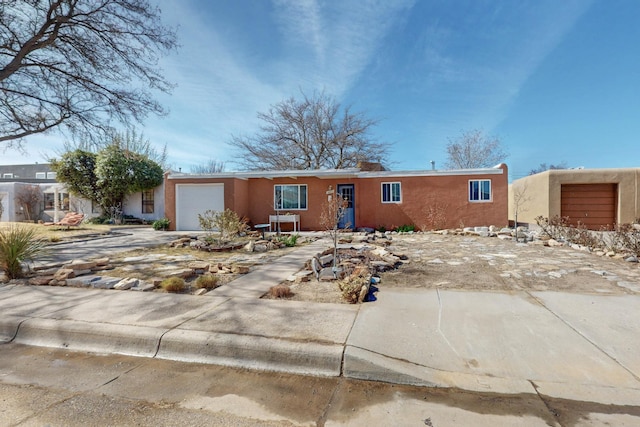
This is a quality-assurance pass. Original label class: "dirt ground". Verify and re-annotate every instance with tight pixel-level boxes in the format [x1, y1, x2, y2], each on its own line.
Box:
[287, 232, 640, 303]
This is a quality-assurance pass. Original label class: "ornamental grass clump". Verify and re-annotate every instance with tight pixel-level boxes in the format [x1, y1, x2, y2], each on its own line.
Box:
[195, 274, 219, 290]
[160, 277, 186, 293]
[268, 284, 293, 299]
[0, 225, 47, 280]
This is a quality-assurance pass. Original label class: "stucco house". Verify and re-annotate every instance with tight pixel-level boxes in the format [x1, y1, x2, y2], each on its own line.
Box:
[509, 167, 640, 230]
[0, 163, 164, 223]
[164, 163, 509, 231]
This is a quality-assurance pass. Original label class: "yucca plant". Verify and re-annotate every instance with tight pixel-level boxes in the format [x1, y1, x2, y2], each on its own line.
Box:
[0, 225, 47, 279]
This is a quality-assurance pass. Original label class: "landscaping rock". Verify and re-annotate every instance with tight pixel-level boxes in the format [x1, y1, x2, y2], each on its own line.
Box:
[66, 275, 102, 287]
[194, 288, 208, 296]
[319, 254, 334, 266]
[91, 277, 121, 289]
[29, 276, 55, 286]
[625, 255, 639, 263]
[188, 262, 210, 273]
[114, 277, 139, 290]
[244, 240, 255, 252]
[130, 281, 155, 292]
[93, 257, 110, 266]
[54, 268, 75, 281]
[69, 260, 97, 270]
[254, 244, 268, 252]
[231, 264, 250, 274]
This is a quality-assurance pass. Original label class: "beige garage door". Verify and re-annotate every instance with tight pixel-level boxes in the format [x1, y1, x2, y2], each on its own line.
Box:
[175, 184, 224, 231]
[561, 184, 617, 229]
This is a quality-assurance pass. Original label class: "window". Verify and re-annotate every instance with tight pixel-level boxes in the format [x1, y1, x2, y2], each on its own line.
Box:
[274, 184, 307, 210]
[2, 173, 13, 179]
[35, 172, 46, 179]
[47, 172, 56, 179]
[142, 189, 154, 214]
[381, 182, 401, 203]
[469, 179, 491, 202]
[43, 192, 69, 210]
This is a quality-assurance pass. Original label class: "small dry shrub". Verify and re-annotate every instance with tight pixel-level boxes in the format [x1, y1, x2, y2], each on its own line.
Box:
[338, 266, 370, 304]
[160, 277, 186, 293]
[269, 284, 293, 298]
[195, 274, 219, 289]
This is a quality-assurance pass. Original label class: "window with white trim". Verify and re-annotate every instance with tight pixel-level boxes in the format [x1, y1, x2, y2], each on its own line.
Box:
[469, 179, 491, 202]
[274, 184, 307, 210]
[381, 182, 401, 203]
[142, 189, 154, 214]
[2, 173, 13, 179]
[35, 172, 46, 179]
[47, 172, 56, 179]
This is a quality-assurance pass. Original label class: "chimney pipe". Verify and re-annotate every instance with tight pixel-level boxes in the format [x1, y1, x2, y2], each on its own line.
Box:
[430, 160, 435, 171]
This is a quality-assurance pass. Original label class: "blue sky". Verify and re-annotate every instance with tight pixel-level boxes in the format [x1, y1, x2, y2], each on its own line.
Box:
[4, 0, 639, 181]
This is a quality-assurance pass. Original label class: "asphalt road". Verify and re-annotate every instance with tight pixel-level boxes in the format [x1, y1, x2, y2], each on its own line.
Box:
[0, 343, 599, 427]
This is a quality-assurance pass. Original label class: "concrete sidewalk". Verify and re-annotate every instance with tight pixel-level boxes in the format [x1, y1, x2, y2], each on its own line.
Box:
[2, 237, 640, 409]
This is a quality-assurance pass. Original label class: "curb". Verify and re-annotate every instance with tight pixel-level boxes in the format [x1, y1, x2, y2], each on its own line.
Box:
[157, 329, 344, 376]
[13, 318, 164, 358]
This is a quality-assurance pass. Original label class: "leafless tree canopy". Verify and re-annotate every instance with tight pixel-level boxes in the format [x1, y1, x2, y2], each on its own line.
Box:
[445, 129, 507, 169]
[229, 91, 389, 170]
[529, 162, 568, 175]
[190, 159, 225, 174]
[0, 0, 177, 147]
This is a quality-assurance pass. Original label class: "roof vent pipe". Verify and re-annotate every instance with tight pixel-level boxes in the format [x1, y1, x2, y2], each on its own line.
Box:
[430, 160, 435, 171]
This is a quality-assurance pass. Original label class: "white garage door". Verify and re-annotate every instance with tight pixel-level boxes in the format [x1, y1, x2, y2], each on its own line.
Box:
[175, 184, 224, 231]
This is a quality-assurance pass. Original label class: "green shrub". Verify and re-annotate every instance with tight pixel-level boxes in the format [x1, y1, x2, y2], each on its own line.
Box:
[160, 277, 185, 293]
[195, 274, 219, 290]
[279, 234, 299, 247]
[376, 225, 386, 233]
[87, 216, 109, 225]
[152, 218, 170, 231]
[395, 224, 415, 233]
[0, 225, 47, 279]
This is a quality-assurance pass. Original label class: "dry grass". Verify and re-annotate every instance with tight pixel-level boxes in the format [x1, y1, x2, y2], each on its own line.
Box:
[0, 221, 112, 242]
[195, 274, 219, 289]
[268, 284, 293, 298]
[160, 277, 186, 293]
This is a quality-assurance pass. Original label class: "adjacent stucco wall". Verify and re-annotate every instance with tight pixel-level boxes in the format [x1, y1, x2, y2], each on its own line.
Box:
[508, 171, 551, 225]
[509, 168, 640, 226]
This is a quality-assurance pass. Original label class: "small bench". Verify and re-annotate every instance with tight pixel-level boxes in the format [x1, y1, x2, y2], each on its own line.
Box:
[269, 214, 300, 232]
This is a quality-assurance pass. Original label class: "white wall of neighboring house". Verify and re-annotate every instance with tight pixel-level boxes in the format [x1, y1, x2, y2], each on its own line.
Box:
[121, 183, 165, 222]
[0, 191, 9, 222]
[0, 181, 164, 223]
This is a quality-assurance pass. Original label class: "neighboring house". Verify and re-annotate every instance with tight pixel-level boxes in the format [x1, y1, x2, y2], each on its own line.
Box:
[509, 167, 640, 230]
[0, 163, 164, 223]
[164, 164, 509, 231]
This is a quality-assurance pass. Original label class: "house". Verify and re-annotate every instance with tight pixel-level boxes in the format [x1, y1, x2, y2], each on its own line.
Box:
[164, 164, 508, 231]
[509, 167, 640, 230]
[0, 163, 164, 223]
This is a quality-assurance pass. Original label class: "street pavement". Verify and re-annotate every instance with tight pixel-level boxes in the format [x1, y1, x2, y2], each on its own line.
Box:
[1, 228, 639, 424]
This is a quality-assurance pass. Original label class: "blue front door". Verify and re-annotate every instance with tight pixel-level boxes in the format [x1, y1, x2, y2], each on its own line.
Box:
[337, 184, 355, 229]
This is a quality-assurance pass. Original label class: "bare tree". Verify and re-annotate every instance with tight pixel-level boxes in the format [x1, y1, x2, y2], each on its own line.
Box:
[512, 183, 531, 228]
[0, 0, 177, 149]
[15, 185, 42, 221]
[529, 162, 568, 175]
[445, 129, 508, 169]
[319, 186, 349, 277]
[229, 91, 389, 170]
[190, 159, 226, 174]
